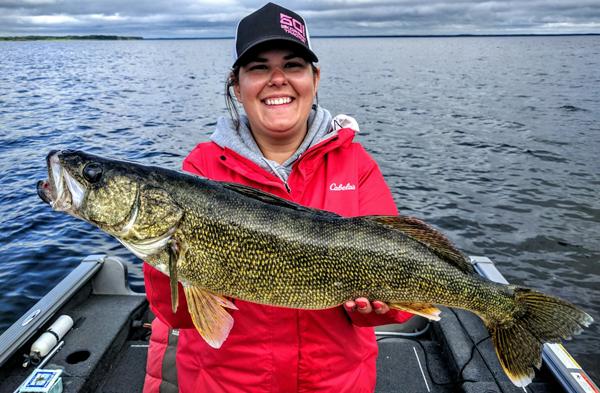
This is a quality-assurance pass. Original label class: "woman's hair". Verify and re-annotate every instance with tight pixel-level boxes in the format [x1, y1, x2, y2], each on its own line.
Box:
[225, 68, 242, 130]
[224, 61, 319, 131]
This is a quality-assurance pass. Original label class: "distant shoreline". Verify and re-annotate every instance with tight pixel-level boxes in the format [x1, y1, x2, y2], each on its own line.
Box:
[0, 35, 143, 41]
[1, 33, 598, 41]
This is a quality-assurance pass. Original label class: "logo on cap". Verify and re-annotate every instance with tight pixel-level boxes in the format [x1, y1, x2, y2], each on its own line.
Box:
[280, 13, 306, 43]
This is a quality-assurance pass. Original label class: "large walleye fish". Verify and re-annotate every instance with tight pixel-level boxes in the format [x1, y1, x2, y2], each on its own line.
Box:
[37, 150, 592, 387]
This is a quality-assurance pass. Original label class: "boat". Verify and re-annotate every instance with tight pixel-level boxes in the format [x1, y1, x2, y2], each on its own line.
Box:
[0, 255, 597, 392]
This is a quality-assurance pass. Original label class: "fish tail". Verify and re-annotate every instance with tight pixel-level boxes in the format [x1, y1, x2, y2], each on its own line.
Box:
[485, 286, 593, 387]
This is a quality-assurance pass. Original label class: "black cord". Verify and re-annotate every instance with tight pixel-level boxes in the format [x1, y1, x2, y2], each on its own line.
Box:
[448, 308, 508, 393]
[377, 333, 490, 387]
[333, 118, 343, 130]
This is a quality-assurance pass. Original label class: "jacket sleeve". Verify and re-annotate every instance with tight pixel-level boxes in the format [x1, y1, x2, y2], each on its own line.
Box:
[142, 148, 207, 329]
[346, 144, 414, 326]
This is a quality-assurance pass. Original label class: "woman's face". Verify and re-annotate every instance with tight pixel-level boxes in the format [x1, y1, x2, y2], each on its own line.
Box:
[234, 48, 320, 142]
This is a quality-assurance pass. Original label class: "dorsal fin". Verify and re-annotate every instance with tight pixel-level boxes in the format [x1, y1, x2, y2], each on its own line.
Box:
[364, 215, 474, 274]
[220, 181, 340, 218]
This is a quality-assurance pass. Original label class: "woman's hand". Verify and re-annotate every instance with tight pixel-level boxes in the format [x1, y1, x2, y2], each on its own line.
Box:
[344, 297, 390, 315]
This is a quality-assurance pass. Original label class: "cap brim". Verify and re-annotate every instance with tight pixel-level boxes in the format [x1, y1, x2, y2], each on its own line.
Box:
[233, 37, 318, 67]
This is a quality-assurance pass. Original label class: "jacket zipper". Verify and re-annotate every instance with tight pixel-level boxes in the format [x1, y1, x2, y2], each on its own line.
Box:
[283, 181, 291, 194]
[261, 157, 293, 194]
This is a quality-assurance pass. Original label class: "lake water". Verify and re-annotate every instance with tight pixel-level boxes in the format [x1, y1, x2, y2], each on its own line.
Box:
[1, 36, 599, 382]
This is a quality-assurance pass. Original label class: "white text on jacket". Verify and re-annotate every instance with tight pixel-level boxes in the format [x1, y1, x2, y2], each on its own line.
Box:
[329, 183, 356, 191]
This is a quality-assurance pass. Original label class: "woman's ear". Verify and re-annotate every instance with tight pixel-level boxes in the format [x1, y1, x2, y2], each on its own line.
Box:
[233, 80, 242, 103]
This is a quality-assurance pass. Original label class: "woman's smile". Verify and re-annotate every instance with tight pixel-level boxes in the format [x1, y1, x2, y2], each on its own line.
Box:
[263, 96, 294, 106]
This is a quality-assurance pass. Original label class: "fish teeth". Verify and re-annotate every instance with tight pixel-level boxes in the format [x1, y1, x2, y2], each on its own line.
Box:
[64, 171, 85, 209]
[50, 154, 64, 208]
[48, 152, 84, 212]
[264, 97, 292, 106]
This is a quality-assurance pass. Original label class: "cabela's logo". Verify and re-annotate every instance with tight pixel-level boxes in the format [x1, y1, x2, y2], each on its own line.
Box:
[329, 182, 356, 191]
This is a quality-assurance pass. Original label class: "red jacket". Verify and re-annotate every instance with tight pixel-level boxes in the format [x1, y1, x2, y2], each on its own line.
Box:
[143, 128, 412, 393]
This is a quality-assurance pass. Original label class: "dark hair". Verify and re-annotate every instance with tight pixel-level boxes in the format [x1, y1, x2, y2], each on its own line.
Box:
[225, 68, 242, 130]
[224, 62, 319, 131]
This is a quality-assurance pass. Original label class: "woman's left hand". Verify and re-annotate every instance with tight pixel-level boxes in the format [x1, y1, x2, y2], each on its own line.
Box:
[344, 297, 390, 315]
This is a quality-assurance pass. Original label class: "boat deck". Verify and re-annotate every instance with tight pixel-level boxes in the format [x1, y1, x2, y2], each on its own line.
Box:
[0, 256, 586, 392]
[0, 288, 148, 392]
[0, 297, 561, 392]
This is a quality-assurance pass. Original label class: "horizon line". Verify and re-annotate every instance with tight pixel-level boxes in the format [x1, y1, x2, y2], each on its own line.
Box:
[2, 32, 600, 40]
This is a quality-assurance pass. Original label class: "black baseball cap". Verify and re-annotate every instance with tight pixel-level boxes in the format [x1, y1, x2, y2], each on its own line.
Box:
[233, 2, 318, 67]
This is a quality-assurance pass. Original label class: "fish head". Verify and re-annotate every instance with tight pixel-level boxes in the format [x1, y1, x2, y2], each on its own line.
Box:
[38, 150, 184, 259]
[38, 150, 140, 234]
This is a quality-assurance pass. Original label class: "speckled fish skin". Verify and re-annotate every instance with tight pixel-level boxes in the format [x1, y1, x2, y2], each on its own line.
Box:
[39, 150, 593, 387]
[168, 193, 506, 315]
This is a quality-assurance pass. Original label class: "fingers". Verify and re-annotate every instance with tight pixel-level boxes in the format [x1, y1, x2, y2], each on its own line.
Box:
[355, 298, 372, 314]
[371, 301, 390, 315]
[344, 300, 356, 312]
[344, 298, 389, 314]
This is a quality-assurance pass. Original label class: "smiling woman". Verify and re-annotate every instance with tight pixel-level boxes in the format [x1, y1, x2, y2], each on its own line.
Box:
[142, 2, 414, 393]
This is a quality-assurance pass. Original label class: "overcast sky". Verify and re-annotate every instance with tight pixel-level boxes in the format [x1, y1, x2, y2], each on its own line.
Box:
[1, 0, 599, 37]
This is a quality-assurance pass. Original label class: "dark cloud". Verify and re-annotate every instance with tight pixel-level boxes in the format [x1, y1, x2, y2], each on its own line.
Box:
[0, 0, 598, 37]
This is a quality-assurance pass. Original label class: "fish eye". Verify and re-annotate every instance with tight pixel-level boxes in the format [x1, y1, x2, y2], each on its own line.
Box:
[83, 162, 103, 183]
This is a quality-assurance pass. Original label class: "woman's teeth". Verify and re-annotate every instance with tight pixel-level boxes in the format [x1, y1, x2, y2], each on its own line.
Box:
[264, 97, 292, 106]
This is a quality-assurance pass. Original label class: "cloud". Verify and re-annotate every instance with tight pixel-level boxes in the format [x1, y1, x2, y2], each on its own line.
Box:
[19, 14, 80, 25]
[0, 0, 598, 37]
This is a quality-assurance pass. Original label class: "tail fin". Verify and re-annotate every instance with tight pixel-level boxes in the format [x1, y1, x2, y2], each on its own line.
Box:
[485, 287, 593, 387]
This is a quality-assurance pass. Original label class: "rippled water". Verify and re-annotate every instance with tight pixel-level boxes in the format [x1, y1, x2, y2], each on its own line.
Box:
[1, 37, 599, 381]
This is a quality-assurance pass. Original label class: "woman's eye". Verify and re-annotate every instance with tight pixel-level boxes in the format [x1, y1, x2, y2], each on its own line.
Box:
[285, 62, 303, 68]
[248, 64, 267, 71]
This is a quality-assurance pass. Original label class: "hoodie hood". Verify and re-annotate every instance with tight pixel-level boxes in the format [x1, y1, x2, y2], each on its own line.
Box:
[211, 105, 334, 182]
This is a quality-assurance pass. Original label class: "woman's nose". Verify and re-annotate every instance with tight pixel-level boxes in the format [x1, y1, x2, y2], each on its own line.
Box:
[268, 67, 287, 86]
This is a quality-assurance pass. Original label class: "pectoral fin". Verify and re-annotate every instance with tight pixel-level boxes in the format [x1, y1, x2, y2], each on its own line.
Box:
[389, 302, 442, 321]
[184, 286, 238, 349]
[168, 241, 179, 313]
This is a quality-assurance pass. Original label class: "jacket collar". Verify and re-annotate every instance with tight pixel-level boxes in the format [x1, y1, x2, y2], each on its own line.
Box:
[218, 128, 356, 189]
[211, 106, 333, 181]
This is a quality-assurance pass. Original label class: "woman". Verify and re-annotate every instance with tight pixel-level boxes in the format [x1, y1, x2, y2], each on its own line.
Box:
[143, 3, 413, 392]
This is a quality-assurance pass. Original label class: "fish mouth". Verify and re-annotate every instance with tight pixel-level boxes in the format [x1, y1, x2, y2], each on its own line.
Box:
[37, 179, 53, 204]
[37, 150, 86, 214]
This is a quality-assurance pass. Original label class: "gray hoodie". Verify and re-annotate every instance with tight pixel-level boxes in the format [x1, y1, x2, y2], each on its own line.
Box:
[211, 105, 334, 184]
